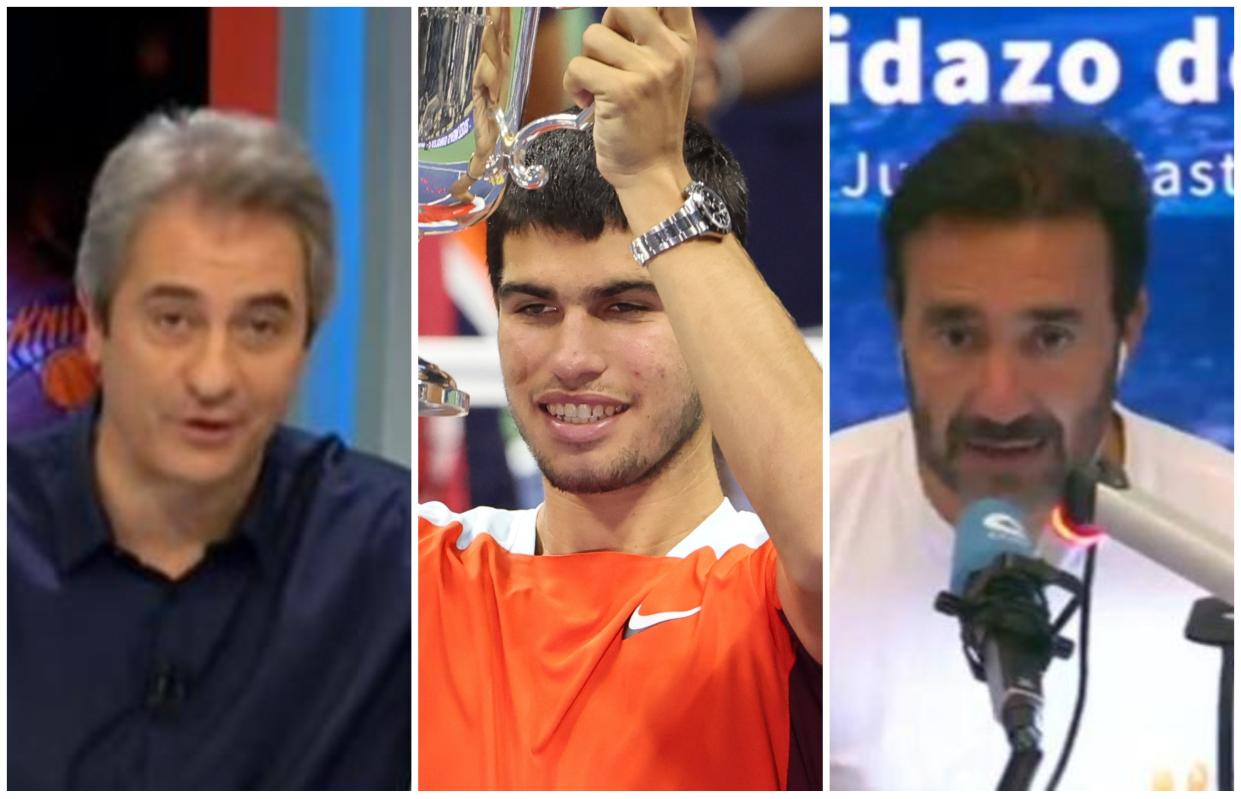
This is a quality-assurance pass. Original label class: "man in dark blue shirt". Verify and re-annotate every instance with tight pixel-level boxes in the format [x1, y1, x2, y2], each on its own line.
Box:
[8, 109, 410, 789]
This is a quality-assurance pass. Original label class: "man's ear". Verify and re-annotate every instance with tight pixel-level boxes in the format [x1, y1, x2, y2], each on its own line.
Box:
[78, 289, 104, 365]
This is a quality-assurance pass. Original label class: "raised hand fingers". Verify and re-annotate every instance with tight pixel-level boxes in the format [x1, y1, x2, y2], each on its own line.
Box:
[659, 7, 696, 44]
[581, 22, 646, 72]
[563, 54, 625, 110]
[472, 51, 499, 105]
[601, 7, 693, 54]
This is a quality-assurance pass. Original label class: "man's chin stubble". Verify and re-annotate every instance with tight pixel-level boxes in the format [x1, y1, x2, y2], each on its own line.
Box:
[521, 397, 705, 496]
[910, 406, 1114, 516]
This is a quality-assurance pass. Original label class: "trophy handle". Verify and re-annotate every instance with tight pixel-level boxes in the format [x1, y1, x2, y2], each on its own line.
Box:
[507, 104, 595, 190]
[419, 357, 470, 417]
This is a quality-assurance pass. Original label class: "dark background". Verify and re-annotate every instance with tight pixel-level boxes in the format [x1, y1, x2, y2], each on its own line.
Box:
[8, 10, 208, 432]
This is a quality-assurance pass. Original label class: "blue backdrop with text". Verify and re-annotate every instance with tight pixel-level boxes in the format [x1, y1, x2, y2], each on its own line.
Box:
[829, 6, 1234, 449]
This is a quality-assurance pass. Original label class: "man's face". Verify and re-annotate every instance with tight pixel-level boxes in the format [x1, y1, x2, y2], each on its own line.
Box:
[898, 215, 1141, 522]
[86, 192, 310, 488]
[497, 228, 703, 494]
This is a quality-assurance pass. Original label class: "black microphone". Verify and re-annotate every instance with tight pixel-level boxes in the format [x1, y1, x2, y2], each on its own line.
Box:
[935, 498, 1082, 789]
[145, 661, 187, 717]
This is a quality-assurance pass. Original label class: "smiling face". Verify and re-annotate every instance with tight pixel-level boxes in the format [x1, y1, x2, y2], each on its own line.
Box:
[496, 227, 706, 495]
[898, 215, 1145, 523]
[86, 192, 310, 490]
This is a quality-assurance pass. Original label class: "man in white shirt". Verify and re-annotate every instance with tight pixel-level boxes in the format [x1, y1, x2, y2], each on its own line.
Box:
[829, 117, 1234, 790]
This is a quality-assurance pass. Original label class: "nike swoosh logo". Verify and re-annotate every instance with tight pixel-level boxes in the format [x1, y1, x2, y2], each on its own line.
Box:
[624, 603, 702, 638]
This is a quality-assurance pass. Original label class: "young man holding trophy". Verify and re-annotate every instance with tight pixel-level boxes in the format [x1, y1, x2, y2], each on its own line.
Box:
[419, 7, 822, 790]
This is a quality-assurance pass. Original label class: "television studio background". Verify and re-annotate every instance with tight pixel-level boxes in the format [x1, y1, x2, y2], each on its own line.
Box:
[8, 8, 412, 466]
[829, 6, 1234, 450]
[418, 7, 824, 512]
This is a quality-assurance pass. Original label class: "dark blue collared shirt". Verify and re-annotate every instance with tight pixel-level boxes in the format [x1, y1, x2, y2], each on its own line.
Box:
[8, 409, 411, 789]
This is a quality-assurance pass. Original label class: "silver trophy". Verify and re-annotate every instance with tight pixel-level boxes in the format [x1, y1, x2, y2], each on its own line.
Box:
[418, 7, 593, 416]
[419, 7, 593, 237]
[419, 357, 470, 417]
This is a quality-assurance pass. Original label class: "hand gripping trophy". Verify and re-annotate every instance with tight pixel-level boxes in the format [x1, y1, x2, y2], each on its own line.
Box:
[418, 7, 593, 417]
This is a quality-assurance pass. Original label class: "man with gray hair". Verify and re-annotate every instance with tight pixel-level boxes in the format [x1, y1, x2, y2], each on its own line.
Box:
[8, 109, 410, 789]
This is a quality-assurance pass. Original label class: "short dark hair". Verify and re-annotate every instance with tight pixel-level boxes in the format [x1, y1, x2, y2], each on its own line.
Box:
[485, 115, 748, 294]
[881, 116, 1151, 325]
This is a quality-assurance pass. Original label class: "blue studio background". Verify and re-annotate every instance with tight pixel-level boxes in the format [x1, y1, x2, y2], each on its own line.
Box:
[829, 7, 1234, 450]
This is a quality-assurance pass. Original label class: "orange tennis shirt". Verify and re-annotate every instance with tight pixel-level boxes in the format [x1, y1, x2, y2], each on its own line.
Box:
[419, 499, 821, 789]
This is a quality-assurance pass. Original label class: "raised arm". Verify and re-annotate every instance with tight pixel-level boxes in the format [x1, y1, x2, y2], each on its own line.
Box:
[564, 7, 823, 659]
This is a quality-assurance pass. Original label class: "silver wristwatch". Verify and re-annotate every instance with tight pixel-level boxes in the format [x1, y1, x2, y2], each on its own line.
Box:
[630, 180, 732, 267]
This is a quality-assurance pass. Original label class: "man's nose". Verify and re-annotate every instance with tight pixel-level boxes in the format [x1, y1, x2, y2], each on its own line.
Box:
[970, 349, 1030, 424]
[548, 310, 606, 389]
[184, 329, 239, 405]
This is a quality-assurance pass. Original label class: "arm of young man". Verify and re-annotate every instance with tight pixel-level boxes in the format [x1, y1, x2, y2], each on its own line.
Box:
[565, 7, 823, 660]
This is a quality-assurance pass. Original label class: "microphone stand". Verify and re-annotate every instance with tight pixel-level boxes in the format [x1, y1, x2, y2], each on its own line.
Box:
[999, 747, 1043, 791]
[936, 555, 1083, 790]
[1185, 597, 1234, 790]
[1065, 464, 1234, 789]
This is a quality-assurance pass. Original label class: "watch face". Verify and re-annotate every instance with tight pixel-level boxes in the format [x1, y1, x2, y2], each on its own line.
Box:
[697, 188, 732, 233]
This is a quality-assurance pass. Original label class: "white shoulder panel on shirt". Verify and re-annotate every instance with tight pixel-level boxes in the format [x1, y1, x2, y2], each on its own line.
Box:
[419, 499, 768, 559]
[419, 502, 538, 555]
[664, 499, 770, 560]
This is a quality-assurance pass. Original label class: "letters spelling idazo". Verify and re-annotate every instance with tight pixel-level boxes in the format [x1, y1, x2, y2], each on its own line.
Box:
[829, 14, 1235, 107]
